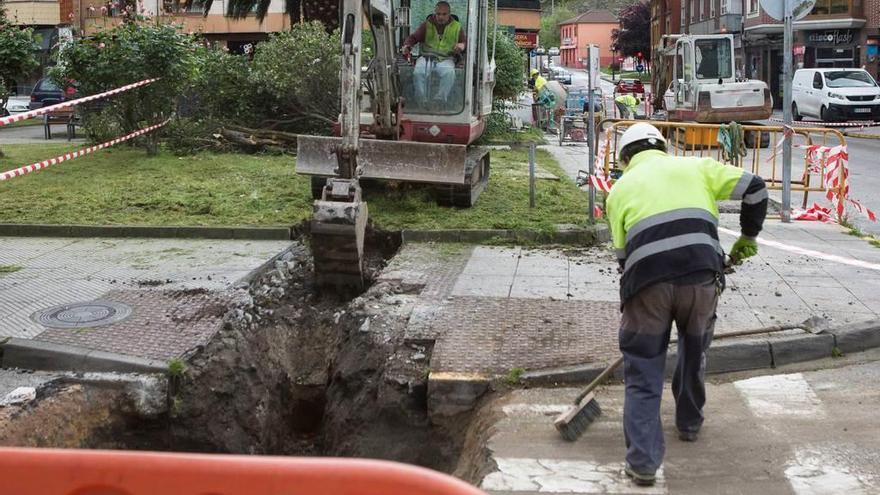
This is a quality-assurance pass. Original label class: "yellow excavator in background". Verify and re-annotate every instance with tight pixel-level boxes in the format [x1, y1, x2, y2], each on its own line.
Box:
[297, 0, 496, 292]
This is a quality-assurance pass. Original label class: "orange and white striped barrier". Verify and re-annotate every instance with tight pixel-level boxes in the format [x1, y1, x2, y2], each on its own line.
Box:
[0, 78, 159, 127]
[0, 119, 170, 181]
[0, 447, 488, 495]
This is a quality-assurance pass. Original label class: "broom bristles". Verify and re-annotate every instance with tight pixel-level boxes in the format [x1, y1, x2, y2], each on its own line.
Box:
[554, 392, 603, 441]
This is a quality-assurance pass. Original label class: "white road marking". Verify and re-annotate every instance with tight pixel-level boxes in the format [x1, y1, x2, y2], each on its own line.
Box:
[718, 227, 880, 271]
[785, 448, 874, 495]
[501, 404, 570, 416]
[733, 373, 825, 418]
[481, 457, 666, 494]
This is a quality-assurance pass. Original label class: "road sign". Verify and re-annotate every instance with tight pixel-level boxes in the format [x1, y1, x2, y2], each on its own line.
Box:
[636, 64, 645, 73]
[587, 45, 600, 85]
[759, 0, 815, 21]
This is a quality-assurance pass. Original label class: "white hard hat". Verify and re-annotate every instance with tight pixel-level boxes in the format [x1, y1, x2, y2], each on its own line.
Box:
[619, 122, 666, 151]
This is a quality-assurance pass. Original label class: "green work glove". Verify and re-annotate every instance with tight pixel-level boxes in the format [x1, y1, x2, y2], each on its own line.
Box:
[730, 236, 758, 265]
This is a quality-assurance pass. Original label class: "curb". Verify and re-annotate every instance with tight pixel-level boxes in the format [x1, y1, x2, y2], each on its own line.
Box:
[402, 224, 610, 245]
[0, 338, 168, 374]
[0, 223, 292, 240]
[520, 318, 880, 386]
[843, 131, 880, 140]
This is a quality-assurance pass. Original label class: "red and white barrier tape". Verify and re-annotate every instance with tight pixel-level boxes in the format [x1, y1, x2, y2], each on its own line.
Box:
[0, 119, 170, 181]
[768, 117, 879, 128]
[0, 78, 159, 127]
[799, 143, 877, 222]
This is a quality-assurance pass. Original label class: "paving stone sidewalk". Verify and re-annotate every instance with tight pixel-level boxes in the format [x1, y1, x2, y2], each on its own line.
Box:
[0, 237, 292, 365]
[380, 215, 880, 379]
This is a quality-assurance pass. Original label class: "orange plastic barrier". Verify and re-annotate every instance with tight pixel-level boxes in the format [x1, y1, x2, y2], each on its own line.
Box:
[0, 447, 488, 495]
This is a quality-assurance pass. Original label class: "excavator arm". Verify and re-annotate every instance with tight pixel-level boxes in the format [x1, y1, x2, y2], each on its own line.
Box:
[310, 0, 400, 293]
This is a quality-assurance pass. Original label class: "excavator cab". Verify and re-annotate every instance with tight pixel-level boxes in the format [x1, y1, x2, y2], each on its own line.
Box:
[663, 34, 772, 123]
[299, 0, 496, 294]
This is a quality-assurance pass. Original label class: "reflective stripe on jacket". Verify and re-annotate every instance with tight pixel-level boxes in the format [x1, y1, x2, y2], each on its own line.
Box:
[606, 149, 767, 305]
[424, 19, 462, 59]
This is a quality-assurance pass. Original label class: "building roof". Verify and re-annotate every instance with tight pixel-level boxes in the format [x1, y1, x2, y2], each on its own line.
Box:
[559, 10, 618, 25]
[497, 0, 541, 9]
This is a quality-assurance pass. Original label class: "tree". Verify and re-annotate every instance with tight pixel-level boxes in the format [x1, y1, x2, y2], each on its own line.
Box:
[610, 2, 650, 60]
[52, 21, 197, 154]
[0, 3, 40, 116]
[249, 21, 341, 132]
[538, 5, 574, 49]
[204, 0, 339, 28]
[491, 29, 526, 103]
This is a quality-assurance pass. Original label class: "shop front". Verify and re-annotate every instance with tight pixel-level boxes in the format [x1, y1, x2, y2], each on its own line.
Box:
[801, 28, 859, 68]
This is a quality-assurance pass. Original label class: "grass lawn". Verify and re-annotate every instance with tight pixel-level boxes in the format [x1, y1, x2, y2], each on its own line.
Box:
[0, 143, 588, 232]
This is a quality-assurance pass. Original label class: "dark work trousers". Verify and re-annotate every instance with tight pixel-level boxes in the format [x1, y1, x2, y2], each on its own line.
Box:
[618, 275, 719, 472]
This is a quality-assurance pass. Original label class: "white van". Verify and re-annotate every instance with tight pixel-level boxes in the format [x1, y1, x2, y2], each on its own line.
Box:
[791, 68, 880, 122]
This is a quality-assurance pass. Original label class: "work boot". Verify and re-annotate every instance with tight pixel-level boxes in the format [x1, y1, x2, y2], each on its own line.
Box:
[624, 463, 656, 486]
[678, 429, 699, 442]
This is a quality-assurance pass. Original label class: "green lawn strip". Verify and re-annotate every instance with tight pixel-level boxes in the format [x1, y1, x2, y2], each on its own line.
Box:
[1, 119, 44, 129]
[369, 148, 588, 232]
[476, 127, 547, 146]
[0, 144, 587, 231]
[0, 265, 23, 275]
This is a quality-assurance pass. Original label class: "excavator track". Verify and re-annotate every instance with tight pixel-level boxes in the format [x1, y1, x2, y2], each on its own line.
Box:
[436, 147, 490, 207]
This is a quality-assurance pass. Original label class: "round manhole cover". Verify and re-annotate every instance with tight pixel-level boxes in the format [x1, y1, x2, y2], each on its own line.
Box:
[31, 300, 133, 329]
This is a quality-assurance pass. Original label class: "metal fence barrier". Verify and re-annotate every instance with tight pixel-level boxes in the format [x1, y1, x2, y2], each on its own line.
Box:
[597, 119, 848, 210]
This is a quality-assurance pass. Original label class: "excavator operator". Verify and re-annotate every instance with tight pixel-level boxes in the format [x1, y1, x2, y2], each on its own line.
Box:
[401, 1, 467, 108]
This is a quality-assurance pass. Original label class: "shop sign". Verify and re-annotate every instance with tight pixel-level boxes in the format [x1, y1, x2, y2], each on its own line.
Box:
[807, 30, 853, 45]
[514, 31, 538, 49]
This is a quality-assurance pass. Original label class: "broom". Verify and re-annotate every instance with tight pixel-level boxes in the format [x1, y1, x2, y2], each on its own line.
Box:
[553, 319, 824, 441]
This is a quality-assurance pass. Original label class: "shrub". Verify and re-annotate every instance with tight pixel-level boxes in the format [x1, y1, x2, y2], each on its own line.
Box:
[250, 21, 340, 133]
[51, 21, 197, 154]
[190, 48, 258, 125]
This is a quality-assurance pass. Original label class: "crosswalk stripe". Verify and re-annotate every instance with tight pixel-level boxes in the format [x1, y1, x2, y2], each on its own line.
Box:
[733, 373, 825, 419]
[785, 447, 872, 495]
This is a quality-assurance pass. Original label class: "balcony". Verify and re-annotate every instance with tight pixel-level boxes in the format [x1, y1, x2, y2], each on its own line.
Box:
[4, 0, 60, 25]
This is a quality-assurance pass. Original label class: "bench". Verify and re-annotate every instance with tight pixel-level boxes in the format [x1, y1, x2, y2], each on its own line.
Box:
[41, 98, 80, 140]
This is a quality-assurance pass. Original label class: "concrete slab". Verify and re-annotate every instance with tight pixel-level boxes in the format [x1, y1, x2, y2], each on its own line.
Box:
[509, 276, 569, 299]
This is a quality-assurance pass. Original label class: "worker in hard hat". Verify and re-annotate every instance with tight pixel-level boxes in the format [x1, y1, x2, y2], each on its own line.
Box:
[529, 68, 547, 92]
[605, 123, 767, 487]
[614, 93, 640, 119]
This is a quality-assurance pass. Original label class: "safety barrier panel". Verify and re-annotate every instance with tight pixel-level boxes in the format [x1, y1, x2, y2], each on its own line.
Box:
[0, 447, 488, 495]
[590, 119, 874, 223]
[768, 117, 879, 129]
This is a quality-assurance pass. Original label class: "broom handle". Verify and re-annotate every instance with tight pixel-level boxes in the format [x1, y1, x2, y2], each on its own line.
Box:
[572, 322, 806, 405]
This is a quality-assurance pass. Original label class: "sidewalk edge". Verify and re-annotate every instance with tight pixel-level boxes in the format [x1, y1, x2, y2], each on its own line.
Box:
[0, 338, 167, 374]
[0, 224, 292, 240]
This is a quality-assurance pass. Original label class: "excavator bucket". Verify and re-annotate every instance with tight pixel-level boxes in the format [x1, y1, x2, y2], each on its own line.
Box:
[298, 135, 470, 184]
[310, 179, 368, 293]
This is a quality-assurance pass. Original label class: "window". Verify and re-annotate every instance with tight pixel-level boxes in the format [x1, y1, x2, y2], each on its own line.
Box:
[681, 2, 686, 27]
[690, 0, 697, 21]
[694, 38, 733, 79]
[824, 71, 878, 88]
[748, 0, 758, 14]
[812, 72, 824, 89]
[701, 0, 708, 19]
[711, 0, 716, 18]
[721, 0, 728, 15]
[810, 0, 850, 15]
[163, 0, 206, 14]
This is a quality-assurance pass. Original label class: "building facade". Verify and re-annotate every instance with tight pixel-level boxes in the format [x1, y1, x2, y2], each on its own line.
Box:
[558, 10, 618, 68]
[497, 0, 541, 51]
[744, 0, 879, 106]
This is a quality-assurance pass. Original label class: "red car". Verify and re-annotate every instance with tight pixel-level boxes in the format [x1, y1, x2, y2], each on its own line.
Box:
[615, 79, 645, 94]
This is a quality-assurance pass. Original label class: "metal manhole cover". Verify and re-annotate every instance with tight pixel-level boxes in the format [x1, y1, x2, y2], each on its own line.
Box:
[31, 300, 133, 329]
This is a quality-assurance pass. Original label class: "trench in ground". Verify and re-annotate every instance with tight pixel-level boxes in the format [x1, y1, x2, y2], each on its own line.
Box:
[2, 228, 496, 483]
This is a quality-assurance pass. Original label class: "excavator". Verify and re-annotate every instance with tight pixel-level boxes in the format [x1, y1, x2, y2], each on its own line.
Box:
[297, 0, 496, 292]
[658, 34, 772, 123]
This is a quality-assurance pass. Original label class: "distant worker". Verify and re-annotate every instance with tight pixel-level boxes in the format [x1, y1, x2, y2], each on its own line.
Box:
[529, 68, 547, 92]
[615, 93, 640, 119]
[401, 1, 467, 107]
[606, 123, 767, 487]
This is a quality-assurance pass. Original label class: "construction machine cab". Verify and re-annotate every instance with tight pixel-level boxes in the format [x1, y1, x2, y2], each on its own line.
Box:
[663, 34, 771, 123]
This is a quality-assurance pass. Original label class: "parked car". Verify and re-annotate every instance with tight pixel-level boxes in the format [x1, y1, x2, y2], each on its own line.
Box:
[551, 67, 572, 85]
[615, 78, 645, 94]
[792, 68, 880, 122]
[28, 77, 67, 110]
